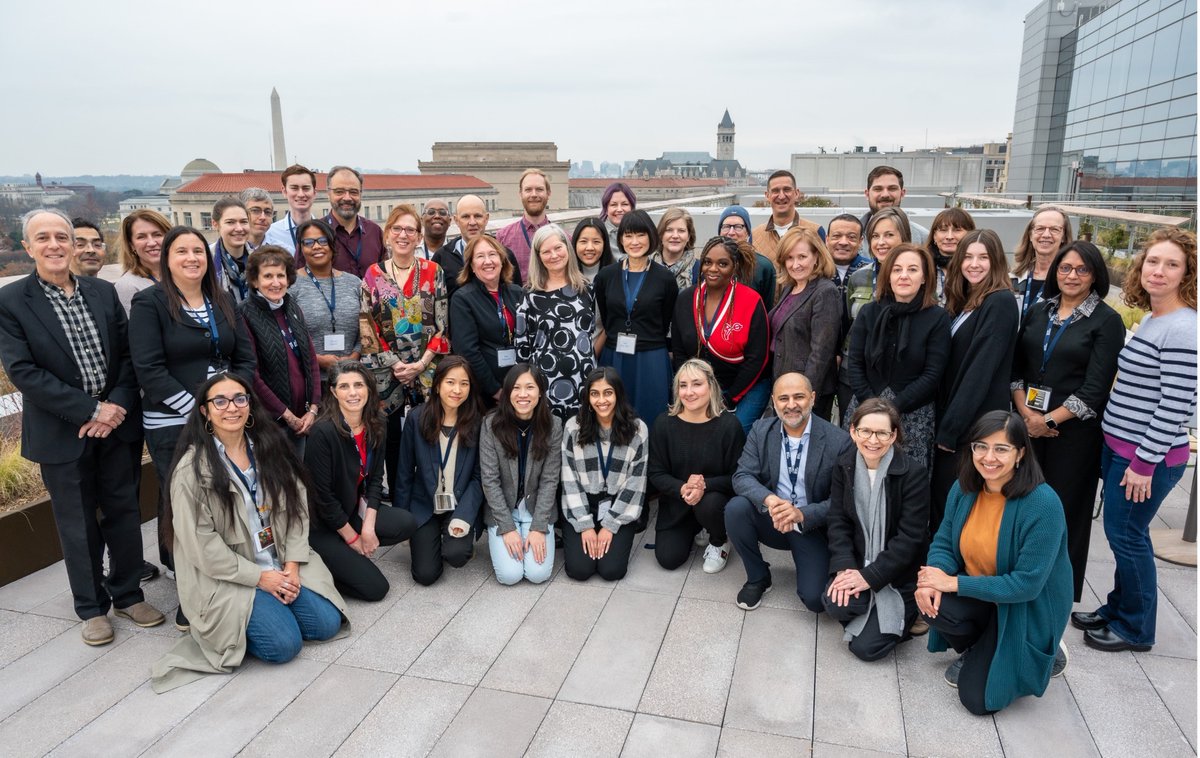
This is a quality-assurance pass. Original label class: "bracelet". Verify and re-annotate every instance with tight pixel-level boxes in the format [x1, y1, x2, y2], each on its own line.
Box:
[346, 532, 360, 545]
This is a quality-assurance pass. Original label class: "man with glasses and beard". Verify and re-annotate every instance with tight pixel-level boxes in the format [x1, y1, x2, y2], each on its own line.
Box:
[322, 165, 383, 278]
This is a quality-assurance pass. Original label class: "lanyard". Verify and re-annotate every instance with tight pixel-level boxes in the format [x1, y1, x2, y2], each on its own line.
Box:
[326, 214, 364, 271]
[305, 266, 337, 330]
[490, 289, 513, 345]
[226, 442, 265, 526]
[520, 219, 533, 247]
[783, 429, 803, 496]
[353, 431, 371, 481]
[278, 317, 302, 361]
[216, 240, 248, 300]
[190, 295, 222, 360]
[438, 428, 458, 473]
[596, 437, 615, 480]
[950, 310, 972, 336]
[870, 261, 879, 294]
[286, 213, 298, 247]
[1022, 276, 1041, 317]
[621, 265, 648, 328]
[1039, 310, 1076, 377]
[694, 283, 734, 349]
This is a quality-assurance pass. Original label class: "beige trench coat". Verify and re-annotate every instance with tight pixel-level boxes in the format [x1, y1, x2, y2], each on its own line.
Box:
[151, 446, 349, 693]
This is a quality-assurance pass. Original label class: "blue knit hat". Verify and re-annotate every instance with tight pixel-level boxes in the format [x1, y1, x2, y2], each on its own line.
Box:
[718, 205, 753, 243]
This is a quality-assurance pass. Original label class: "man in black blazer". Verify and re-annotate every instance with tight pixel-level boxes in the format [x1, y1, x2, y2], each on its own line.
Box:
[724, 372, 853, 612]
[0, 209, 164, 645]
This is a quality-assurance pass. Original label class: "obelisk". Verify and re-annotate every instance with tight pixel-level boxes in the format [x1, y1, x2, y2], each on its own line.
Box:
[271, 88, 287, 171]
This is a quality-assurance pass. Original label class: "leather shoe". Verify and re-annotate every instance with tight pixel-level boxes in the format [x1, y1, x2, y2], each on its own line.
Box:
[1084, 626, 1152, 653]
[81, 616, 114, 646]
[114, 601, 166, 628]
[1070, 610, 1107, 631]
[141, 561, 161, 583]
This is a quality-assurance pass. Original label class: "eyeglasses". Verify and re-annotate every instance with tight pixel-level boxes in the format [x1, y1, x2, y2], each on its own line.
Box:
[969, 442, 1016, 456]
[423, 208, 450, 218]
[247, 207, 274, 217]
[853, 427, 895, 442]
[206, 393, 250, 410]
[719, 223, 747, 233]
[300, 236, 330, 249]
[74, 239, 105, 249]
[330, 188, 361, 198]
[389, 225, 420, 237]
[1032, 225, 1064, 236]
[1057, 263, 1093, 277]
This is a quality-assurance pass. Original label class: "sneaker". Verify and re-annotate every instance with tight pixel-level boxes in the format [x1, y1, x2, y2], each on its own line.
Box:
[141, 561, 161, 583]
[909, 618, 930, 637]
[175, 606, 190, 632]
[81, 616, 114, 646]
[944, 653, 967, 688]
[736, 575, 773, 610]
[1051, 641, 1069, 678]
[114, 601, 166, 628]
[702, 543, 729, 574]
[694, 528, 710, 547]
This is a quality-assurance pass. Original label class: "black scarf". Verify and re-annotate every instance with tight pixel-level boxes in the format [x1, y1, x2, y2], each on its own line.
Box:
[864, 290, 925, 380]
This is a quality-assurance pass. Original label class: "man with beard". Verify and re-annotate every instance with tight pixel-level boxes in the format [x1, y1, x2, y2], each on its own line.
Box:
[264, 164, 317, 255]
[417, 199, 451, 261]
[433, 194, 521, 297]
[495, 168, 552, 280]
[751, 170, 824, 260]
[859, 166, 928, 250]
[723, 372, 852, 612]
[71, 218, 106, 277]
[321, 165, 383, 278]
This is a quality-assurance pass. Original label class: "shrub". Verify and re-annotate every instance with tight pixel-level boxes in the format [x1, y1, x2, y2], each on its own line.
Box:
[0, 438, 41, 511]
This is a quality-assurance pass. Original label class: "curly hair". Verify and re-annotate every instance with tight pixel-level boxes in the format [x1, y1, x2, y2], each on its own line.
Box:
[1121, 227, 1198, 311]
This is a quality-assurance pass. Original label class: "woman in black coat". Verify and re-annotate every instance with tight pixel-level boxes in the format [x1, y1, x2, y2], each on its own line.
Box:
[306, 361, 418, 602]
[449, 234, 524, 406]
[824, 397, 929, 662]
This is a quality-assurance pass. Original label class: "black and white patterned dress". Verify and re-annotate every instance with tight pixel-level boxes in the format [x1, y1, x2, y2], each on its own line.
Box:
[515, 284, 597, 419]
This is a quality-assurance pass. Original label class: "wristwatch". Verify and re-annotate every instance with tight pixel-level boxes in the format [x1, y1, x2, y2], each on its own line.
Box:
[1043, 415, 1058, 430]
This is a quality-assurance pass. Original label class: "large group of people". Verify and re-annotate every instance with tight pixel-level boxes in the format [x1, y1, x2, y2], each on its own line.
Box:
[0, 162, 1194, 718]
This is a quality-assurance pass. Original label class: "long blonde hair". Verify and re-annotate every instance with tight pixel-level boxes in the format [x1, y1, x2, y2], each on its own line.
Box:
[668, 359, 726, 419]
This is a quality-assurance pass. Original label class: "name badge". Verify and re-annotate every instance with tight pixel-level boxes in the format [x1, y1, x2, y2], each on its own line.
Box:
[1026, 385, 1052, 412]
[434, 492, 457, 514]
[253, 525, 275, 552]
[324, 333, 346, 352]
[616, 332, 638, 355]
[357, 495, 368, 520]
[497, 347, 517, 367]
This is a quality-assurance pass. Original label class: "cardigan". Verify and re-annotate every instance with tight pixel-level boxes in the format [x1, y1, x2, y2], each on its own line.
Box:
[846, 301, 951, 413]
[936, 289, 1019, 448]
[448, 280, 525, 398]
[560, 417, 649, 534]
[926, 482, 1073, 713]
[239, 293, 321, 420]
[479, 412, 564, 534]
[768, 276, 843, 393]
[392, 403, 485, 532]
[671, 282, 769, 405]
[594, 261, 678, 351]
[304, 417, 386, 533]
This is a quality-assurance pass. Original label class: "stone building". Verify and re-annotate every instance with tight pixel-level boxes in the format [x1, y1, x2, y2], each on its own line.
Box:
[417, 142, 571, 213]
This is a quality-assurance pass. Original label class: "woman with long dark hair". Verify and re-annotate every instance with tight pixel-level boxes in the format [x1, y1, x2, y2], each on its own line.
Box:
[925, 207, 975, 306]
[151, 373, 346, 693]
[392, 355, 486, 586]
[572, 217, 617, 284]
[306, 361, 418, 601]
[480, 364, 564, 584]
[600, 182, 636, 255]
[561, 368, 648, 581]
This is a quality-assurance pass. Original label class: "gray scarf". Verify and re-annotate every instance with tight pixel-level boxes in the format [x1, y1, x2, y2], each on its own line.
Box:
[845, 448, 906, 641]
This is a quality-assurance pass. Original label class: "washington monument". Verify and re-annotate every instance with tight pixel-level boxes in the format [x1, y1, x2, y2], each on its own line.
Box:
[271, 88, 287, 170]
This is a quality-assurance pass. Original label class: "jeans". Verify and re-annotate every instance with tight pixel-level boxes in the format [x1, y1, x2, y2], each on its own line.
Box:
[732, 378, 771, 435]
[488, 500, 554, 585]
[245, 587, 342, 663]
[1096, 445, 1186, 646]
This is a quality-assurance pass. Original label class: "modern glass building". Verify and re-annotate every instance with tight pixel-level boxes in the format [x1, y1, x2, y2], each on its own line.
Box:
[1008, 0, 1197, 201]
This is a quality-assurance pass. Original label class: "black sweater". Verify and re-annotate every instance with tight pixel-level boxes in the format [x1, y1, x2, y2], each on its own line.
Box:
[846, 302, 951, 413]
[594, 262, 678, 351]
[648, 412, 745, 530]
[448, 280, 525, 397]
[304, 417, 385, 533]
[936, 289, 1019, 448]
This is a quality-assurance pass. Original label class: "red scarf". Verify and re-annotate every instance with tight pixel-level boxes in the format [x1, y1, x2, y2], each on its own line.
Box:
[692, 282, 762, 363]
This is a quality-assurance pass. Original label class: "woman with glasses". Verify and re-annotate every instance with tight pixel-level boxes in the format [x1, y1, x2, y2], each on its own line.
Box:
[115, 209, 170, 315]
[211, 197, 253, 305]
[151, 373, 347, 692]
[825, 398, 929, 661]
[290, 218, 362, 385]
[1012, 207, 1074, 319]
[1011, 242, 1123, 602]
[449, 234, 524, 408]
[917, 410, 1071, 715]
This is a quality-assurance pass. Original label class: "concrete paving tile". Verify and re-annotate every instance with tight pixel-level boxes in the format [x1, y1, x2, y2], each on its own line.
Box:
[429, 687, 551, 758]
[298, 562, 414, 665]
[26, 589, 84, 621]
[639, 597, 743, 725]
[334, 675, 472, 758]
[893, 640, 1003, 758]
[1147, 588, 1198, 660]
[812, 614, 906, 755]
[811, 742, 904, 757]
[558, 589, 677, 711]
[724, 606, 816, 740]
[526, 700, 634, 758]
[1158, 567, 1197, 632]
[994, 677, 1098, 758]
[0, 633, 175, 758]
[482, 581, 611, 698]
[145, 657, 328, 757]
[407, 579, 545, 686]
[679, 546, 746, 604]
[238, 664, 397, 757]
[616, 537, 692, 596]
[757, 547, 810, 611]
[0, 623, 112, 721]
[0, 609, 73, 667]
[716, 727, 812, 757]
[620, 713, 720, 758]
[1136, 654, 1197, 751]
[0, 562, 68, 612]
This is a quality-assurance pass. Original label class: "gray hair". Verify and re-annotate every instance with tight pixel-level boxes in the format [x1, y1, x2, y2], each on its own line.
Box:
[327, 165, 363, 187]
[22, 208, 74, 239]
[528, 223, 586, 292]
[239, 187, 272, 204]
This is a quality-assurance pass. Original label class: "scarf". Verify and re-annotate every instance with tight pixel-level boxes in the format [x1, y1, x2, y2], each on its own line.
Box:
[845, 447, 906, 641]
[864, 291, 924, 381]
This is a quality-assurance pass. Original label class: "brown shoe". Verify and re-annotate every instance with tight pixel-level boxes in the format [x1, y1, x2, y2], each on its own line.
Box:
[114, 601, 166, 628]
[81, 616, 114, 646]
[909, 618, 930, 637]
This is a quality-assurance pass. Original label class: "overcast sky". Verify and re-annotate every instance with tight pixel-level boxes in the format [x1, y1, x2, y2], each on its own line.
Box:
[2, 0, 1042, 177]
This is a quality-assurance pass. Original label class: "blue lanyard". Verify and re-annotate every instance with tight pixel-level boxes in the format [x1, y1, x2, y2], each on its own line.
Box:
[1022, 277, 1041, 317]
[216, 240, 248, 299]
[490, 289, 513, 345]
[225, 442, 264, 524]
[596, 437, 616, 480]
[277, 311, 303, 361]
[783, 430, 803, 495]
[1039, 310, 1076, 377]
[520, 219, 533, 247]
[305, 266, 337, 330]
[326, 214, 364, 269]
[438, 428, 458, 472]
[286, 214, 298, 247]
[189, 295, 222, 361]
[621, 265, 648, 327]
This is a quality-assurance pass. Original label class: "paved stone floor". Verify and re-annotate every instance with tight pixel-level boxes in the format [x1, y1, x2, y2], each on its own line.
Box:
[0, 476, 1195, 758]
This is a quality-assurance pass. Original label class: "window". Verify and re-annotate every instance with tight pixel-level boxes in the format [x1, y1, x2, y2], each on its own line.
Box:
[200, 212, 212, 230]
[183, 212, 193, 227]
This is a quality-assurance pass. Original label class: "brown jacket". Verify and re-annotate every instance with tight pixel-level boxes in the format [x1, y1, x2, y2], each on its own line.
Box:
[752, 212, 823, 263]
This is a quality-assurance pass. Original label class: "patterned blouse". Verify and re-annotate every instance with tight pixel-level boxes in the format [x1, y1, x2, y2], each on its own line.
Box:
[515, 283, 597, 419]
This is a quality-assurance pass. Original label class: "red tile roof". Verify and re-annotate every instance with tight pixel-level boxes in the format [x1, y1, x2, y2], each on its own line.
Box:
[567, 178, 728, 189]
[175, 172, 492, 194]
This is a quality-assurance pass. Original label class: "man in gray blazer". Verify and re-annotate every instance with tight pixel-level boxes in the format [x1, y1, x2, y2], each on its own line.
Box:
[724, 372, 853, 612]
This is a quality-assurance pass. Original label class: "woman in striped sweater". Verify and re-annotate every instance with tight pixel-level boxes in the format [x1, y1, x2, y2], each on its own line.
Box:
[1073, 228, 1198, 653]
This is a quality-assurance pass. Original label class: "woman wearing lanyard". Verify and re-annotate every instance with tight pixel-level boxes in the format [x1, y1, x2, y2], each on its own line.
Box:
[129, 226, 256, 629]
[211, 197, 253, 305]
[516, 224, 597, 420]
[290, 218, 362, 386]
[359, 204, 450, 493]
[671, 237, 770, 434]
[572, 217, 616, 284]
[305, 361, 417, 601]
[480, 364, 564, 585]
[594, 209, 678, 423]
[561, 368, 648, 581]
[115, 209, 169, 316]
[1011, 206, 1074, 319]
[653, 207, 699, 289]
[931, 230, 1019, 530]
[151, 373, 347, 693]
[1011, 242, 1123, 602]
[238, 246, 322, 456]
[600, 182, 636, 257]
[392, 356, 486, 586]
[449, 234, 524, 406]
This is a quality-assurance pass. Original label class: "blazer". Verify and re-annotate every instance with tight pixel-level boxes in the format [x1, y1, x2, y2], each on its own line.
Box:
[732, 415, 853, 530]
[769, 276, 843, 393]
[304, 417, 386, 534]
[936, 289, 1019, 448]
[479, 412, 564, 534]
[128, 286, 256, 419]
[826, 447, 929, 591]
[392, 402, 485, 532]
[0, 274, 141, 463]
[448, 280, 525, 398]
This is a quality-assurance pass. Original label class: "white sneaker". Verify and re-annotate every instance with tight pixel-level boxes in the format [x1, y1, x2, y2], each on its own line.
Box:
[694, 528, 710, 547]
[702, 543, 729, 573]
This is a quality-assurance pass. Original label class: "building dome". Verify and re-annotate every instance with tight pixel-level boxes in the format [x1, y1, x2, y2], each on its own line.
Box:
[181, 158, 221, 181]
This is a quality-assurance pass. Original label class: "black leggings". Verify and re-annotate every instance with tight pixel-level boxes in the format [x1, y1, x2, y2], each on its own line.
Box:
[309, 506, 417, 602]
[923, 593, 999, 716]
[823, 585, 917, 662]
[654, 491, 730, 570]
[562, 494, 638, 582]
[409, 512, 475, 586]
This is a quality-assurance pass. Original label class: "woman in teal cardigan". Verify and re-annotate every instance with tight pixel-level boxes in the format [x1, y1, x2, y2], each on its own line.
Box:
[915, 410, 1072, 715]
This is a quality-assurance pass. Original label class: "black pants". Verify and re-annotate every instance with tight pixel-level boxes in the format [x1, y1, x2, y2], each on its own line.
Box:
[409, 512, 475, 586]
[813, 392, 835, 424]
[562, 494, 638, 581]
[929, 446, 963, 536]
[724, 495, 830, 612]
[144, 424, 184, 570]
[309, 506, 418, 601]
[385, 407, 405, 496]
[654, 491, 730, 570]
[823, 585, 917, 662]
[834, 373, 853, 427]
[922, 593, 999, 716]
[40, 436, 145, 620]
[1031, 421, 1103, 602]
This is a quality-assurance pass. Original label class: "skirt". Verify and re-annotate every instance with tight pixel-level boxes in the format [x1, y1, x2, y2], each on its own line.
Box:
[600, 346, 672, 423]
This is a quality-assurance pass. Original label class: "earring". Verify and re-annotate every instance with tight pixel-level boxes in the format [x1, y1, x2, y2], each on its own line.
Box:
[204, 418, 214, 435]
[1016, 459, 1021, 469]
[245, 413, 256, 429]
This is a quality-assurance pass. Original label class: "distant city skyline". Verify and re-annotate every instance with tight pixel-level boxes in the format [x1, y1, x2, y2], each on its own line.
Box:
[3, 0, 1035, 176]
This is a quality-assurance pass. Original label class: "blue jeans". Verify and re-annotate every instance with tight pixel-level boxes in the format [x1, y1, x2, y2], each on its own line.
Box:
[1096, 445, 1186, 646]
[488, 500, 554, 585]
[245, 587, 342, 663]
[732, 378, 771, 435]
